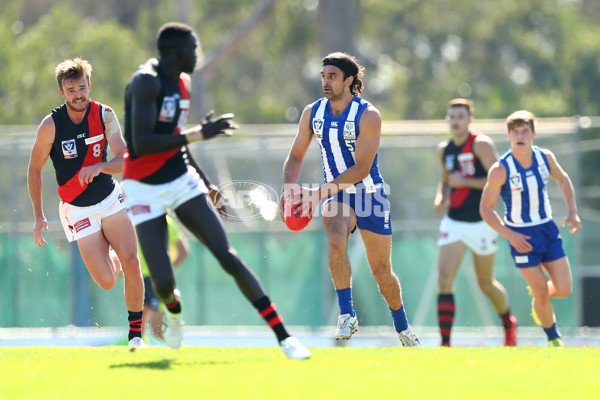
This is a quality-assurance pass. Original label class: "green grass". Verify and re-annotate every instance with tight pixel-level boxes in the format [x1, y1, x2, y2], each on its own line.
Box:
[0, 346, 598, 399]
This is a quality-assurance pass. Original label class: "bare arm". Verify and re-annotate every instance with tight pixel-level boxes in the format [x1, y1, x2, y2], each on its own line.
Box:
[544, 148, 582, 234]
[434, 142, 450, 214]
[27, 115, 55, 247]
[184, 145, 227, 216]
[129, 72, 191, 155]
[479, 162, 533, 253]
[282, 104, 314, 186]
[448, 136, 498, 190]
[318, 105, 382, 198]
[77, 108, 127, 185]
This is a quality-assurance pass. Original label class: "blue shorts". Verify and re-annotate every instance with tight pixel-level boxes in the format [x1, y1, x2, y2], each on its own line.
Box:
[324, 187, 392, 235]
[507, 220, 566, 268]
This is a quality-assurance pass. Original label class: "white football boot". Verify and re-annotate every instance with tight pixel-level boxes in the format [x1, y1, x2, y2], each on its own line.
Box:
[280, 337, 311, 360]
[334, 313, 358, 340]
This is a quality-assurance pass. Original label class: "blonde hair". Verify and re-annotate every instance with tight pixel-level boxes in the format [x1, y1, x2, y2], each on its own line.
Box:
[55, 58, 92, 90]
[447, 98, 473, 115]
[506, 110, 536, 132]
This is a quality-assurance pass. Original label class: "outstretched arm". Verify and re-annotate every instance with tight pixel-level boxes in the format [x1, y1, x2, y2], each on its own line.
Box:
[129, 72, 237, 156]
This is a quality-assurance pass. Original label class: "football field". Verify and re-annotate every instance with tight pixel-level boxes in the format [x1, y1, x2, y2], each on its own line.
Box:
[0, 346, 598, 400]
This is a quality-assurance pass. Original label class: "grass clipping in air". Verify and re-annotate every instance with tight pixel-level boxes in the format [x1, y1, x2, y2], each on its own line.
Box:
[0, 346, 598, 399]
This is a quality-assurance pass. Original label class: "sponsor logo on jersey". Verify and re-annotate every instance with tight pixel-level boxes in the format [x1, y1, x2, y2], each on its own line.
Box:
[61, 139, 77, 159]
[77, 133, 86, 139]
[331, 121, 338, 127]
[158, 95, 178, 122]
[538, 165, 550, 181]
[84, 135, 104, 145]
[457, 152, 475, 175]
[343, 121, 356, 140]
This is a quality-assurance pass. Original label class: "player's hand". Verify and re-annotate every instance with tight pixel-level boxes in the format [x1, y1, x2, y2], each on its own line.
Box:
[294, 187, 319, 218]
[563, 212, 582, 234]
[78, 164, 102, 186]
[434, 198, 449, 214]
[447, 172, 465, 188]
[208, 184, 228, 217]
[506, 230, 532, 254]
[33, 216, 49, 247]
[201, 111, 238, 140]
[279, 183, 299, 221]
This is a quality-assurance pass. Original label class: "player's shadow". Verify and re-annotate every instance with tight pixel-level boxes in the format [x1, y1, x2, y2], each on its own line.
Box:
[110, 359, 175, 370]
[109, 359, 235, 370]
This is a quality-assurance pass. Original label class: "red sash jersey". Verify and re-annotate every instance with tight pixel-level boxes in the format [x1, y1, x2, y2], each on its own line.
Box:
[49, 101, 115, 207]
[443, 131, 487, 222]
[123, 58, 190, 184]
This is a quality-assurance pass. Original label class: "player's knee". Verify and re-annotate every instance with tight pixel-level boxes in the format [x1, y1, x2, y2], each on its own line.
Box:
[477, 280, 494, 295]
[554, 283, 572, 298]
[119, 252, 141, 276]
[437, 270, 454, 289]
[216, 248, 242, 275]
[371, 267, 393, 284]
[327, 234, 348, 254]
[96, 274, 117, 290]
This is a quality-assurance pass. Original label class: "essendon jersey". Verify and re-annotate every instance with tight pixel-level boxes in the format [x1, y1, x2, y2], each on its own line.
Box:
[443, 131, 487, 222]
[123, 58, 190, 184]
[49, 101, 115, 206]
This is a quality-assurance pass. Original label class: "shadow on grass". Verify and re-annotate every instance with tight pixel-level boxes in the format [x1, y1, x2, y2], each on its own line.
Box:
[109, 358, 236, 369]
[110, 359, 175, 370]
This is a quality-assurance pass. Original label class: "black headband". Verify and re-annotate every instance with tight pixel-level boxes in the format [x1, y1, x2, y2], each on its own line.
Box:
[322, 59, 358, 78]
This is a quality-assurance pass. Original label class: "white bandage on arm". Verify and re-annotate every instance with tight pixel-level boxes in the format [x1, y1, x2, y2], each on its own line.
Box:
[102, 106, 122, 139]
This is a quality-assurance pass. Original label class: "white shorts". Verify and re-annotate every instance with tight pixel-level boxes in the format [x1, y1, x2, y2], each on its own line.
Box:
[120, 167, 208, 226]
[437, 215, 498, 255]
[59, 183, 126, 242]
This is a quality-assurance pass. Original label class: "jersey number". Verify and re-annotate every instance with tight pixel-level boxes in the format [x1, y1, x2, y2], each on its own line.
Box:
[93, 143, 102, 158]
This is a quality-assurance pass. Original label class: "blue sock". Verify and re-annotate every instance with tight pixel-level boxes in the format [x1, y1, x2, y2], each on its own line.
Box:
[390, 305, 408, 332]
[543, 323, 561, 341]
[336, 288, 354, 316]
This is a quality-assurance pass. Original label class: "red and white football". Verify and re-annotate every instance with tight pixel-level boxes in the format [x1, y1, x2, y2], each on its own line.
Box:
[283, 192, 313, 231]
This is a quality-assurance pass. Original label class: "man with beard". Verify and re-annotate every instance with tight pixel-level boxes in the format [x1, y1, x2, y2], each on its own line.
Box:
[27, 58, 146, 349]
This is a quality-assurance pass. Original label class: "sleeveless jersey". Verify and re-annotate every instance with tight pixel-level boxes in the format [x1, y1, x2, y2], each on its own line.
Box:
[443, 131, 487, 222]
[309, 97, 384, 192]
[49, 101, 115, 206]
[499, 146, 552, 227]
[123, 58, 190, 184]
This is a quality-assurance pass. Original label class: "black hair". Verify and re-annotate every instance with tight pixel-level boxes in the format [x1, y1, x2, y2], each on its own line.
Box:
[156, 22, 194, 55]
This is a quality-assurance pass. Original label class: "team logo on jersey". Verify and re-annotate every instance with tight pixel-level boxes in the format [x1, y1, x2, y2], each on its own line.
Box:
[343, 122, 356, 140]
[444, 154, 455, 171]
[158, 96, 178, 122]
[313, 119, 324, 137]
[61, 139, 77, 159]
[509, 174, 524, 191]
